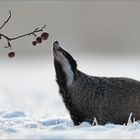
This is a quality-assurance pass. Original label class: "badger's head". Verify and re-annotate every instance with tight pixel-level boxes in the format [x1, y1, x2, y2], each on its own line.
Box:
[53, 41, 77, 87]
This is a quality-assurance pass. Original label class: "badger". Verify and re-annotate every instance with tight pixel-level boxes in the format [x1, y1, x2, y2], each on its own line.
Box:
[53, 40, 140, 125]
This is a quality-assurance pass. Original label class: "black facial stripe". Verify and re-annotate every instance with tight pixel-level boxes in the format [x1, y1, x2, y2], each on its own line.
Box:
[60, 48, 77, 75]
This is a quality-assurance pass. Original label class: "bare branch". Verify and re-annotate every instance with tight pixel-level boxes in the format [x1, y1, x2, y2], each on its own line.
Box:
[10, 25, 46, 40]
[41, 25, 46, 30]
[0, 11, 11, 30]
[0, 10, 48, 57]
[0, 25, 46, 50]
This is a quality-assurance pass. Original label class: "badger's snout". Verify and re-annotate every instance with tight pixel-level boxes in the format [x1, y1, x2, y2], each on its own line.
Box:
[53, 40, 59, 45]
[53, 41, 61, 51]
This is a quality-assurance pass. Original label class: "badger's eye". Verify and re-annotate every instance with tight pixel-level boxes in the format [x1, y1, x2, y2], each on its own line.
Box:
[57, 48, 63, 52]
[61, 50, 67, 56]
[63, 51, 67, 56]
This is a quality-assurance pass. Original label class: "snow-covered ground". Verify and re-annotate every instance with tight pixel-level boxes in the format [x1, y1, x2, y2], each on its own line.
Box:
[1, 54, 140, 139]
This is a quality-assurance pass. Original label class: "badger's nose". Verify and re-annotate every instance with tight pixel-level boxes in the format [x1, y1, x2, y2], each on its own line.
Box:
[53, 41, 59, 45]
[53, 41, 61, 50]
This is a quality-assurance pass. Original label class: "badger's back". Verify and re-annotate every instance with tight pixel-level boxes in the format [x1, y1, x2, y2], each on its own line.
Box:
[53, 41, 140, 125]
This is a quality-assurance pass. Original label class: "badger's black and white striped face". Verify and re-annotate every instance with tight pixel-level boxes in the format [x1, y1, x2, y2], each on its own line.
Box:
[53, 41, 77, 86]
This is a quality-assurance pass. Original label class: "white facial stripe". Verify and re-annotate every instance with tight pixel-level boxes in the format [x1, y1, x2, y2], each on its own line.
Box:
[55, 51, 74, 86]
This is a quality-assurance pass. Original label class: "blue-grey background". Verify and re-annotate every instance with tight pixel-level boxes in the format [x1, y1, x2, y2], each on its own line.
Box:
[0, 0, 140, 57]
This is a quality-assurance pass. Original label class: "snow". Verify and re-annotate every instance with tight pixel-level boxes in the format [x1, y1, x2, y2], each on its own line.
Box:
[1, 111, 26, 118]
[1, 114, 140, 139]
[1, 55, 140, 139]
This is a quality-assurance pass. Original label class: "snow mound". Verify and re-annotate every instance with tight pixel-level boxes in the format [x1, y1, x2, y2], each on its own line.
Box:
[79, 122, 92, 127]
[0, 111, 26, 118]
[24, 122, 38, 129]
[40, 117, 73, 127]
[4, 128, 17, 133]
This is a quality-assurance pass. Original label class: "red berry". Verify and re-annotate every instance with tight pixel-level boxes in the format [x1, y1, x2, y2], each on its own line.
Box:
[32, 41, 37, 46]
[36, 37, 42, 43]
[8, 52, 15, 58]
[41, 32, 49, 40]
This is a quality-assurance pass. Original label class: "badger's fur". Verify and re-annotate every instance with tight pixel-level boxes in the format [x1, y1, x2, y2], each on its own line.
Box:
[53, 41, 140, 125]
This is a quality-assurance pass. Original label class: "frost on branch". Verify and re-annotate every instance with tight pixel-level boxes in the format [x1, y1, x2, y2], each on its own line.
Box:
[0, 11, 49, 58]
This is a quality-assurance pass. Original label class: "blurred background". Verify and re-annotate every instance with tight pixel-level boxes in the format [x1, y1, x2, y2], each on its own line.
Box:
[0, 0, 140, 117]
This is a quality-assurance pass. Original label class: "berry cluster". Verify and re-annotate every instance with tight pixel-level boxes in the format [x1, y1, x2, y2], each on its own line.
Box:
[32, 32, 49, 46]
[7, 31, 49, 58]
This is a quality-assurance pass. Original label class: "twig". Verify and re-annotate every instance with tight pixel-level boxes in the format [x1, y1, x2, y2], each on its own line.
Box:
[0, 25, 46, 49]
[0, 11, 11, 30]
[127, 112, 133, 126]
[10, 25, 46, 40]
[92, 117, 98, 126]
